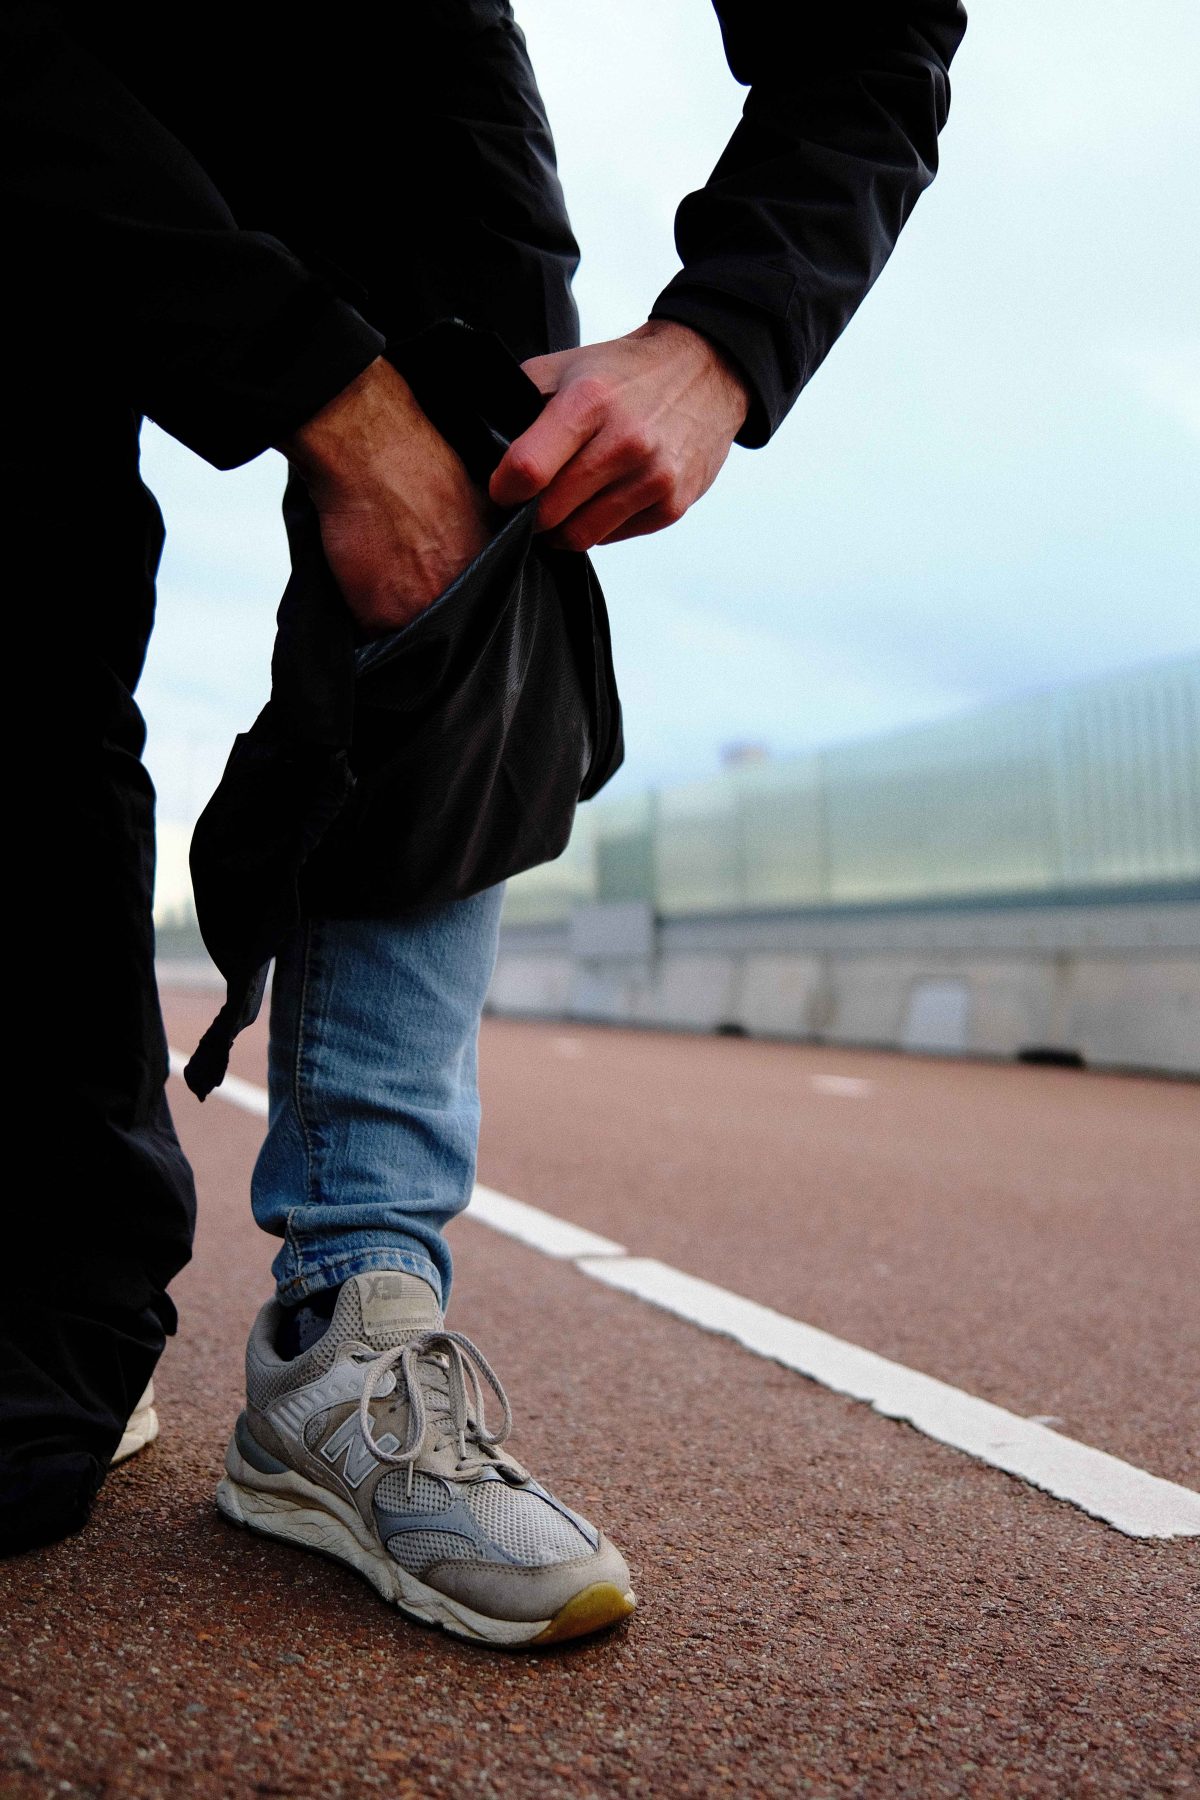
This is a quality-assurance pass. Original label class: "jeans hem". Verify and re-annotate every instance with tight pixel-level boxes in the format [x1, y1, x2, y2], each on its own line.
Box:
[274, 1247, 444, 1310]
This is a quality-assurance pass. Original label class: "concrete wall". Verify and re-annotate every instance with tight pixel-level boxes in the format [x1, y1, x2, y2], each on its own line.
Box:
[488, 891, 1200, 1076]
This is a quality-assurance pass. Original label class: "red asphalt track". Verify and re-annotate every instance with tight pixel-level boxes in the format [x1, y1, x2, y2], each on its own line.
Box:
[2, 984, 1197, 1799]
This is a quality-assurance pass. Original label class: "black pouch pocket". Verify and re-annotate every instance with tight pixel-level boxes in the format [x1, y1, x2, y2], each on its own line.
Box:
[299, 318, 624, 915]
[185, 317, 624, 1095]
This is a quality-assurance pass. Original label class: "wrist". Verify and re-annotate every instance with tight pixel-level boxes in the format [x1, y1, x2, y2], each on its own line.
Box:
[277, 356, 423, 488]
[629, 318, 751, 436]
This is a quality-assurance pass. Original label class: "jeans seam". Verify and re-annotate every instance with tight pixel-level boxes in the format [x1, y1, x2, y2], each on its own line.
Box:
[291, 917, 320, 1221]
[281, 1206, 302, 1285]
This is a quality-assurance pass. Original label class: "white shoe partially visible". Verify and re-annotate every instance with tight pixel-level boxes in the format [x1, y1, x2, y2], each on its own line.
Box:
[111, 1381, 159, 1465]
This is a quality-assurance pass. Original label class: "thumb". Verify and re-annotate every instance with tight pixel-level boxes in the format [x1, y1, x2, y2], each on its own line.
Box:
[516, 348, 564, 398]
[489, 364, 600, 508]
[488, 353, 565, 506]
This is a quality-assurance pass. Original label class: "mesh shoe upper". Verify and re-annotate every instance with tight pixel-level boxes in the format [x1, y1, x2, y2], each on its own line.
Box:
[243, 1272, 615, 1601]
[374, 1464, 597, 1577]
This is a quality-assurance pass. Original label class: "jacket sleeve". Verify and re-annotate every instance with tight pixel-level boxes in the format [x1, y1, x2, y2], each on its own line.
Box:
[647, 2, 968, 449]
[0, 4, 386, 468]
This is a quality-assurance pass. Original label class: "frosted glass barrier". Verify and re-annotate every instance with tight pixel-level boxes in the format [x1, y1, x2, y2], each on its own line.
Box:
[594, 792, 657, 904]
[1050, 661, 1200, 886]
[822, 697, 1058, 903]
[655, 776, 741, 913]
[502, 654, 1200, 924]
[499, 806, 596, 925]
[736, 755, 827, 907]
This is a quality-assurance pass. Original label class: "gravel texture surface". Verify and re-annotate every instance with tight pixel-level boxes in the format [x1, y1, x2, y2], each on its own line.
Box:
[1, 995, 1196, 1799]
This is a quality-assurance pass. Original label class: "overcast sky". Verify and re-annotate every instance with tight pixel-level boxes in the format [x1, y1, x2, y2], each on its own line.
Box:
[140, 0, 1200, 906]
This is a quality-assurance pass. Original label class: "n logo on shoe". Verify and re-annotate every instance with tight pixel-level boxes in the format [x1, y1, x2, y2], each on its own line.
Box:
[319, 1414, 401, 1490]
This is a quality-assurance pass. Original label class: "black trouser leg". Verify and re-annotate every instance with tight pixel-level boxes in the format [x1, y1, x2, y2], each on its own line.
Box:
[2, 381, 196, 1551]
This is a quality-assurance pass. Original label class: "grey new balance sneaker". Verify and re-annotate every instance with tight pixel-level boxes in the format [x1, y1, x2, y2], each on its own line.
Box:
[216, 1272, 636, 1647]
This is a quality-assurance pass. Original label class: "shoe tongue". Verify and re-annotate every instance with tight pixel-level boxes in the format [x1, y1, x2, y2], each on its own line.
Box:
[339, 1271, 443, 1350]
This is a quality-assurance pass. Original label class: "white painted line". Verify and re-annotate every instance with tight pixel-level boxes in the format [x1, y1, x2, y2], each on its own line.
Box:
[168, 1049, 1200, 1540]
[212, 1072, 271, 1118]
[168, 1049, 270, 1117]
[811, 1074, 874, 1098]
[469, 1184, 626, 1261]
[577, 1258, 1200, 1541]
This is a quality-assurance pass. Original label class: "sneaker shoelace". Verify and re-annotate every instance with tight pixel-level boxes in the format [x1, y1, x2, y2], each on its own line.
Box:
[357, 1329, 515, 1499]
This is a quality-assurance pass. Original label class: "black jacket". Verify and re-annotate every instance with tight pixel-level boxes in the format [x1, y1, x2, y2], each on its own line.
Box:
[2, 2, 967, 463]
[3, 1, 967, 1094]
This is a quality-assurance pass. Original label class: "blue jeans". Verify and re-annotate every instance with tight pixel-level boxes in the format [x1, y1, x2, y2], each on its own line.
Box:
[250, 882, 507, 1311]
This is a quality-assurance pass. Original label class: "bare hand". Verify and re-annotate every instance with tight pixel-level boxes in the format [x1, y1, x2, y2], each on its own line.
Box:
[280, 357, 502, 635]
[487, 319, 750, 551]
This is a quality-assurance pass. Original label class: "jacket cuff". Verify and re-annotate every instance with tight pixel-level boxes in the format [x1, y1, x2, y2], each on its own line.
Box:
[154, 287, 387, 471]
[648, 263, 805, 451]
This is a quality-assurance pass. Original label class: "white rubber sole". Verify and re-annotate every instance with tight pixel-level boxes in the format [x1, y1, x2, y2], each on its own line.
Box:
[111, 1382, 159, 1466]
[215, 1440, 635, 1648]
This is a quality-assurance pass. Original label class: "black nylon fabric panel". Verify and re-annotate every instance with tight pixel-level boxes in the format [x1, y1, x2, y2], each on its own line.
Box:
[184, 318, 624, 1100]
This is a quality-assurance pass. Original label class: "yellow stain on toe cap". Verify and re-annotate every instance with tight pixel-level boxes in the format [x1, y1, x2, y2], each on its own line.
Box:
[531, 1582, 637, 1646]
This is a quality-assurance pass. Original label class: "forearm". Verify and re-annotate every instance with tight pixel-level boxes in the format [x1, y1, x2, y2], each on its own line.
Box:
[647, 1, 968, 448]
[0, 3, 384, 467]
[276, 349, 501, 636]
